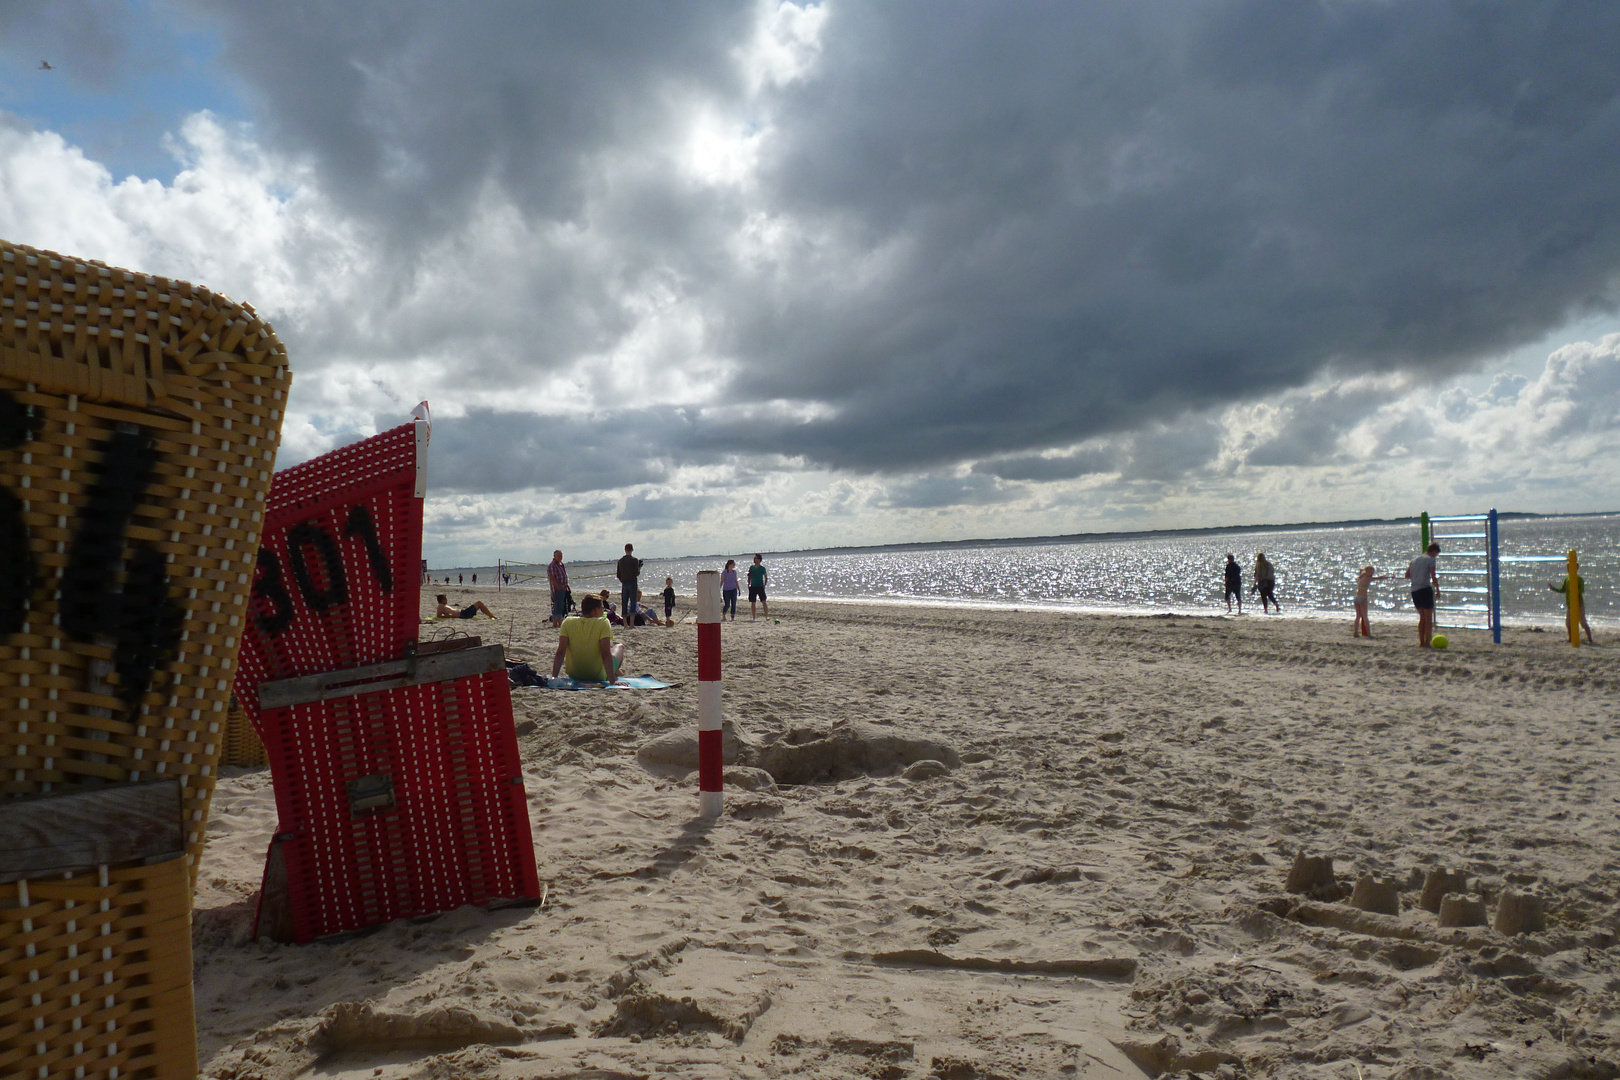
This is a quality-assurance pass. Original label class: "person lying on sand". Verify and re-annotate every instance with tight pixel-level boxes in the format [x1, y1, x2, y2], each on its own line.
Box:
[436, 593, 495, 619]
[553, 594, 625, 683]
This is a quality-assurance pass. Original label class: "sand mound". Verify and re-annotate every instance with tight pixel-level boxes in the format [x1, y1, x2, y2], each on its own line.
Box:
[318, 1000, 531, 1051]
[637, 718, 960, 786]
[751, 721, 961, 785]
[635, 718, 750, 773]
[591, 985, 771, 1043]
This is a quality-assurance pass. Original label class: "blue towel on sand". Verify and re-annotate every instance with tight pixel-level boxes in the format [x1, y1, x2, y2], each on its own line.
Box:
[541, 675, 671, 691]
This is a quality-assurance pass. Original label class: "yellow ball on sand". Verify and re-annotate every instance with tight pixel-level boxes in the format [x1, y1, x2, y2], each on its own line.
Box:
[1431, 634, 1448, 649]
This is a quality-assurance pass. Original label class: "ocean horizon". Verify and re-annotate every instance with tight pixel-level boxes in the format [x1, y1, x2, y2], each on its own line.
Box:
[428, 511, 1618, 632]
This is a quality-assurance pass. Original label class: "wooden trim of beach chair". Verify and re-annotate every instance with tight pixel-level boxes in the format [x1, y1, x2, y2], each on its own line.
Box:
[256, 642, 506, 709]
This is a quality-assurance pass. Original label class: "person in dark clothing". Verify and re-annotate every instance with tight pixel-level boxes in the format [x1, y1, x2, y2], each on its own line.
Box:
[616, 543, 643, 627]
[1224, 554, 1243, 614]
[1252, 551, 1278, 613]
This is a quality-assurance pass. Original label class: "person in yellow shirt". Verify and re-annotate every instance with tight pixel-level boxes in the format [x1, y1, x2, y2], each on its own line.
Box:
[552, 594, 625, 683]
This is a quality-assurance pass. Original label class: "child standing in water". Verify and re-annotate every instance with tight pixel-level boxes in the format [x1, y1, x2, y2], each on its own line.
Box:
[720, 560, 739, 620]
[1352, 565, 1387, 637]
[662, 576, 677, 623]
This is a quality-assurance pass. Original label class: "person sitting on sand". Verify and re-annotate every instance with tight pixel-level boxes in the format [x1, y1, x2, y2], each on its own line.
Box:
[436, 593, 495, 619]
[1223, 554, 1243, 614]
[552, 594, 624, 684]
[1549, 573, 1595, 644]
[1352, 565, 1388, 638]
[1253, 552, 1279, 613]
[629, 590, 667, 627]
[597, 588, 624, 626]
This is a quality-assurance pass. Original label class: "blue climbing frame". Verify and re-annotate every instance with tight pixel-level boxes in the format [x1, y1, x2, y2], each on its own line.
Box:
[1421, 508, 1571, 644]
[1423, 510, 1500, 643]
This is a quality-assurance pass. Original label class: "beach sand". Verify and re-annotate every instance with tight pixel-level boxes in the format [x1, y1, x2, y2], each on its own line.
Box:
[194, 592, 1620, 1079]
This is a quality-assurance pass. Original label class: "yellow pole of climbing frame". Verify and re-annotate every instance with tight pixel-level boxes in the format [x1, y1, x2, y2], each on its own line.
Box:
[1567, 549, 1582, 648]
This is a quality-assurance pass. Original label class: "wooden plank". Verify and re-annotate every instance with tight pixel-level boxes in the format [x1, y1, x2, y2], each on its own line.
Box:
[0, 780, 184, 881]
[258, 644, 506, 709]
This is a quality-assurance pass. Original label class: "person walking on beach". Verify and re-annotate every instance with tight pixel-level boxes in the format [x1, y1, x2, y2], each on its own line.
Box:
[552, 594, 625, 684]
[1352, 565, 1388, 638]
[547, 549, 569, 628]
[616, 543, 643, 627]
[748, 553, 769, 620]
[1253, 552, 1279, 613]
[1549, 573, 1594, 644]
[1223, 554, 1243, 614]
[1405, 542, 1441, 648]
[721, 559, 739, 620]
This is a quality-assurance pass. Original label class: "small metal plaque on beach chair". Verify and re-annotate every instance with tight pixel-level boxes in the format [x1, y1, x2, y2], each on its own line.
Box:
[346, 773, 396, 817]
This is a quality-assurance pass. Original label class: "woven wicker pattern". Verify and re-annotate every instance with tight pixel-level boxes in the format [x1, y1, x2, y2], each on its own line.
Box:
[0, 856, 197, 1080]
[0, 238, 291, 882]
[220, 697, 266, 769]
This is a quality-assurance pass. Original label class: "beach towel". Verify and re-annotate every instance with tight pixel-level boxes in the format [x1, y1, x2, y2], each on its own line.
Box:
[538, 675, 672, 691]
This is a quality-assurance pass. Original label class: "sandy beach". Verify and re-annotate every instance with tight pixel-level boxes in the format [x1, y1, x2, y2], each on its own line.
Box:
[193, 591, 1620, 1080]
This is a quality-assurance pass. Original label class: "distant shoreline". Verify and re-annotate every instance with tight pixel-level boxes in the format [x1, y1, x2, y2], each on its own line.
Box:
[430, 508, 1615, 571]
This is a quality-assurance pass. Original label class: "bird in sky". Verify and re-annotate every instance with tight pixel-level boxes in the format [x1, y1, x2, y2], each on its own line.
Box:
[39, 60, 53, 70]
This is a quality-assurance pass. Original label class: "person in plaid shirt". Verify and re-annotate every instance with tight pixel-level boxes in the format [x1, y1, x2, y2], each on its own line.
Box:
[547, 550, 570, 627]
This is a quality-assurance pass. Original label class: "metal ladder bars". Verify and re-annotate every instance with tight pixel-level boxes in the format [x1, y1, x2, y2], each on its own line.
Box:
[1421, 510, 1501, 643]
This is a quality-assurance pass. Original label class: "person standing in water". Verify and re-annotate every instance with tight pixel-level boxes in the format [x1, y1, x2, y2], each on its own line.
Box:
[1223, 554, 1243, 614]
[1253, 552, 1279, 613]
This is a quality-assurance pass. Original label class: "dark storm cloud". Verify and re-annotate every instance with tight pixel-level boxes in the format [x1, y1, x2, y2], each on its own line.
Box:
[426, 408, 679, 494]
[623, 493, 711, 526]
[194, 2, 1620, 483]
[972, 447, 1118, 482]
[1244, 382, 1406, 467]
[1120, 418, 1227, 481]
[875, 473, 1016, 510]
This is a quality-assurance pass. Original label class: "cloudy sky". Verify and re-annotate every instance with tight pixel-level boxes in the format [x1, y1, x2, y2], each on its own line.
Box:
[4, 1, 1619, 564]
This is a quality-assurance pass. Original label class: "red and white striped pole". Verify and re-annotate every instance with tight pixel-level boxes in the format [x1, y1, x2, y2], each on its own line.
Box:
[696, 570, 723, 818]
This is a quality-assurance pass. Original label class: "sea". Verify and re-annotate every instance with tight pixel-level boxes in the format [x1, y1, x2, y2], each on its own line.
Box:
[433, 513, 1618, 630]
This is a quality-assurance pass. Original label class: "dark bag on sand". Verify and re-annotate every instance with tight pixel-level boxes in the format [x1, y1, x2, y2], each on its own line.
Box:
[507, 662, 545, 688]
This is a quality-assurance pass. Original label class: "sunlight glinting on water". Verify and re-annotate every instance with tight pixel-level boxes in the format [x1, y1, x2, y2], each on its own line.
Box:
[459, 515, 1617, 627]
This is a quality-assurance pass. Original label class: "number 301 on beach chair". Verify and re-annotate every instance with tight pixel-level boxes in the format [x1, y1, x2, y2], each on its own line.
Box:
[234, 411, 541, 943]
